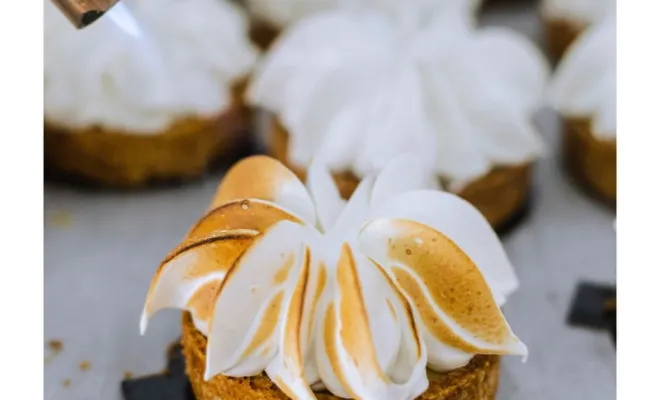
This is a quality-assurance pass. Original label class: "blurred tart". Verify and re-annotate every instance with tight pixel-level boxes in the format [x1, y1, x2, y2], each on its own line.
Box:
[548, 13, 616, 204]
[540, 0, 615, 60]
[44, 0, 259, 187]
[249, 7, 548, 229]
[142, 155, 527, 400]
[269, 122, 532, 229]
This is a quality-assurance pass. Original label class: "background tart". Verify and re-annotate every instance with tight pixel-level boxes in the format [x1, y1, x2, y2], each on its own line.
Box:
[562, 118, 616, 205]
[44, 0, 258, 187]
[45, 84, 251, 187]
[269, 122, 531, 230]
[548, 12, 616, 204]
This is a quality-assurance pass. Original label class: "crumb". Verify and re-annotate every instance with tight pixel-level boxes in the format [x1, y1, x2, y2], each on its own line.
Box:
[123, 371, 133, 380]
[48, 339, 64, 353]
[62, 379, 71, 388]
[50, 211, 72, 228]
[79, 360, 91, 371]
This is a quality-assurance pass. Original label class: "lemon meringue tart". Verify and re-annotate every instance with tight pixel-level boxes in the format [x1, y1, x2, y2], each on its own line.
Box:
[248, 6, 548, 229]
[141, 155, 527, 400]
[548, 12, 616, 204]
[540, 0, 615, 60]
[44, 0, 259, 187]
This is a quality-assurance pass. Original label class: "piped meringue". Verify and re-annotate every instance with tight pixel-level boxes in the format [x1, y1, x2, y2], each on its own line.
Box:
[248, 7, 548, 190]
[541, 0, 616, 25]
[44, 0, 258, 134]
[141, 155, 527, 399]
[548, 11, 616, 139]
[245, 0, 480, 29]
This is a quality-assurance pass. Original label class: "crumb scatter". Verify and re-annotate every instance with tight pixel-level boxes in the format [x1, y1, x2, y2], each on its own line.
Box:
[79, 360, 91, 371]
[48, 339, 64, 353]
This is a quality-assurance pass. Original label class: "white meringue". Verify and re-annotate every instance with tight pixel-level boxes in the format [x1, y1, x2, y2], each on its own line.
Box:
[548, 11, 616, 139]
[248, 8, 548, 190]
[44, 0, 258, 134]
[142, 155, 526, 399]
[541, 0, 616, 26]
[245, 0, 480, 29]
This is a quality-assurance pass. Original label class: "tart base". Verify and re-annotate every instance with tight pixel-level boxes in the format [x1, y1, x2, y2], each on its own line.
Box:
[544, 16, 586, 62]
[44, 85, 251, 189]
[562, 118, 616, 206]
[182, 313, 500, 400]
[268, 120, 532, 231]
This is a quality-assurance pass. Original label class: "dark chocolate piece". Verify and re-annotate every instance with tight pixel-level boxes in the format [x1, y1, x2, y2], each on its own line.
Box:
[567, 282, 616, 345]
[121, 341, 195, 400]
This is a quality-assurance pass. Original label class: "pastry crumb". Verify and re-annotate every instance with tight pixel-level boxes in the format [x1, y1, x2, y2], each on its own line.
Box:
[48, 339, 64, 353]
[62, 379, 71, 388]
[50, 211, 72, 228]
[79, 360, 91, 371]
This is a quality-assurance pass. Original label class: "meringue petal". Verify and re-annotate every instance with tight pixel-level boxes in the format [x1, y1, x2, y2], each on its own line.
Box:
[358, 218, 527, 368]
[317, 244, 428, 399]
[329, 176, 374, 241]
[140, 229, 259, 335]
[371, 190, 519, 303]
[209, 155, 317, 225]
[306, 158, 346, 232]
[205, 220, 314, 379]
[189, 198, 303, 240]
[370, 153, 439, 210]
[265, 247, 318, 400]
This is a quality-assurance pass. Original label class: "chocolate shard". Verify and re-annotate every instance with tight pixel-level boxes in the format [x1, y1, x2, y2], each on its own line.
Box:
[567, 282, 616, 344]
[121, 340, 195, 400]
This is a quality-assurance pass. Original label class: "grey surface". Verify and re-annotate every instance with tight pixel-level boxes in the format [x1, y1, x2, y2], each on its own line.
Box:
[44, 2, 616, 400]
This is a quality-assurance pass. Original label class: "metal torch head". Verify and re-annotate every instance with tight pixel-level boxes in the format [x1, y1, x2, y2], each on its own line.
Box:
[50, 0, 142, 36]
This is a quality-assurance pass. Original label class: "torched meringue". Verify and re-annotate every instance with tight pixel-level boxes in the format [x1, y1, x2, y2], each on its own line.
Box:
[248, 7, 548, 190]
[44, 0, 258, 134]
[548, 10, 616, 139]
[141, 155, 526, 399]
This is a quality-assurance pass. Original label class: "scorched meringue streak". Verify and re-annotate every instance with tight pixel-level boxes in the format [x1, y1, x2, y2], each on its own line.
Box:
[141, 155, 527, 399]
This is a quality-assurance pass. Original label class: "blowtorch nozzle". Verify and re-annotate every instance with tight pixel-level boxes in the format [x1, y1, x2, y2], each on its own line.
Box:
[52, 0, 122, 28]
[51, 0, 142, 37]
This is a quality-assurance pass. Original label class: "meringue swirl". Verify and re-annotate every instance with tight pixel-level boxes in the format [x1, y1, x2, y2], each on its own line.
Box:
[44, 0, 258, 134]
[246, 0, 480, 28]
[248, 7, 548, 190]
[141, 155, 527, 399]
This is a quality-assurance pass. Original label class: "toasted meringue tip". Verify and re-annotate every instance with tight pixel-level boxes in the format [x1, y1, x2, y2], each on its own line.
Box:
[203, 370, 212, 381]
[139, 311, 149, 336]
[510, 338, 529, 360]
[203, 358, 214, 381]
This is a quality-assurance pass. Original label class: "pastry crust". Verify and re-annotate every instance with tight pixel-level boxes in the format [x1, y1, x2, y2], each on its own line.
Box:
[269, 120, 532, 230]
[563, 117, 616, 205]
[44, 83, 251, 188]
[182, 312, 501, 400]
[544, 16, 586, 61]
